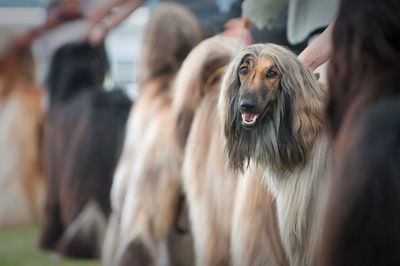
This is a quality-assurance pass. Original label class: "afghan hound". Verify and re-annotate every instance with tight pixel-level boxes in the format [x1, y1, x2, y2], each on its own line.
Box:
[39, 42, 132, 258]
[102, 3, 205, 266]
[0, 33, 45, 228]
[319, 0, 400, 264]
[174, 36, 287, 266]
[219, 43, 333, 265]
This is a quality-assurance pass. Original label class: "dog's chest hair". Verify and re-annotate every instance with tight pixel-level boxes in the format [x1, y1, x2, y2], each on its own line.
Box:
[264, 135, 332, 266]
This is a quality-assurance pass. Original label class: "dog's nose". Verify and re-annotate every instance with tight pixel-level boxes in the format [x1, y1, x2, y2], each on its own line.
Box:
[240, 98, 256, 112]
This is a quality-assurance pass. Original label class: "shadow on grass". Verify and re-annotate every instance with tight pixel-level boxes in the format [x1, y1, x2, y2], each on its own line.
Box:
[0, 225, 100, 266]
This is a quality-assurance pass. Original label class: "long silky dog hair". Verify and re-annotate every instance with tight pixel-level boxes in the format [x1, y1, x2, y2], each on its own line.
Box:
[46, 42, 108, 108]
[102, 3, 205, 266]
[219, 43, 324, 173]
[0, 35, 44, 228]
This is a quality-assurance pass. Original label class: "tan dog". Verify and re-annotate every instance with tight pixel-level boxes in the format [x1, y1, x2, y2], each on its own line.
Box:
[173, 37, 287, 266]
[219, 43, 333, 265]
[102, 3, 205, 265]
[0, 39, 44, 228]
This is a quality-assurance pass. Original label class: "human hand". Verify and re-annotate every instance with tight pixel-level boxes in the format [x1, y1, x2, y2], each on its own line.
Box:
[298, 19, 336, 71]
[83, 21, 109, 46]
[298, 39, 331, 71]
[84, 0, 144, 46]
[220, 17, 253, 45]
[241, 13, 253, 29]
[84, 1, 116, 46]
[85, 2, 114, 24]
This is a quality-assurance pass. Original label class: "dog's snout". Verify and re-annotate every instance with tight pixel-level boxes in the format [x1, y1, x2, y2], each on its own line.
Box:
[240, 98, 256, 112]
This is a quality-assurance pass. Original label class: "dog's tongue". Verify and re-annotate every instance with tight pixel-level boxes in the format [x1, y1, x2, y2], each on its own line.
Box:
[243, 113, 258, 122]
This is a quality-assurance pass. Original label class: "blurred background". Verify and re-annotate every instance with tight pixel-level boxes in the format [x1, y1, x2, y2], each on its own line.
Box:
[0, 1, 157, 265]
[0, 0, 160, 99]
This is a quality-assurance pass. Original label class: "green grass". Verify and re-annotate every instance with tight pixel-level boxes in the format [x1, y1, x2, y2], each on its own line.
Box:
[0, 225, 100, 266]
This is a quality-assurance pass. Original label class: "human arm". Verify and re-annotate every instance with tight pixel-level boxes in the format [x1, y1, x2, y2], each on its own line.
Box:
[298, 19, 336, 71]
[85, 0, 134, 24]
[16, 1, 84, 48]
[85, 0, 146, 45]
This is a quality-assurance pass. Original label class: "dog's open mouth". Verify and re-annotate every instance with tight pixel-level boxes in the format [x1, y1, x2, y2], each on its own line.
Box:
[241, 112, 259, 127]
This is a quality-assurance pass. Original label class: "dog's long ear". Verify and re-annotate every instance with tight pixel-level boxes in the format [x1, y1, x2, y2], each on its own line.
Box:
[218, 46, 261, 172]
[276, 48, 324, 169]
[292, 60, 324, 156]
[219, 44, 267, 172]
[219, 53, 237, 137]
[172, 36, 236, 154]
[218, 49, 242, 169]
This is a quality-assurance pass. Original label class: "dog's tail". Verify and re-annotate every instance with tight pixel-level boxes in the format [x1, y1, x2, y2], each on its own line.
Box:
[57, 200, 107, 258]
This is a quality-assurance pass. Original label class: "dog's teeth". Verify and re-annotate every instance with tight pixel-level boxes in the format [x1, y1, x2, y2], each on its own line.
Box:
[242, 113, 259, 125]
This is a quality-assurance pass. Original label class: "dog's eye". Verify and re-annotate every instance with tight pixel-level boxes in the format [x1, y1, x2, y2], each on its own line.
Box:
[239, 66, 249, 75]
[266, 70, 277, 79]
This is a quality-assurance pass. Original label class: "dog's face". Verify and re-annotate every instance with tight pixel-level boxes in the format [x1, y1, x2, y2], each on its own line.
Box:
[219, 43, 324, 172]
[237, 56, 282, 128]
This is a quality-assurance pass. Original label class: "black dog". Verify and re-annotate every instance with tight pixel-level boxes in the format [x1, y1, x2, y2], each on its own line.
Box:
[39, 42, 132, 258]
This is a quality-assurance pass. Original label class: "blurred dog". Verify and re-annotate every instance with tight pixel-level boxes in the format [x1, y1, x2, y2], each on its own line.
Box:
[321, 1, 400, 264]
[174, 36, 288, 266]
[39, 42, 131, 258]
[322, 97, 400, 266]
[102, 3, 205, 266]
[0, 34, 44, 228]
[219, 43, 333, 265]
